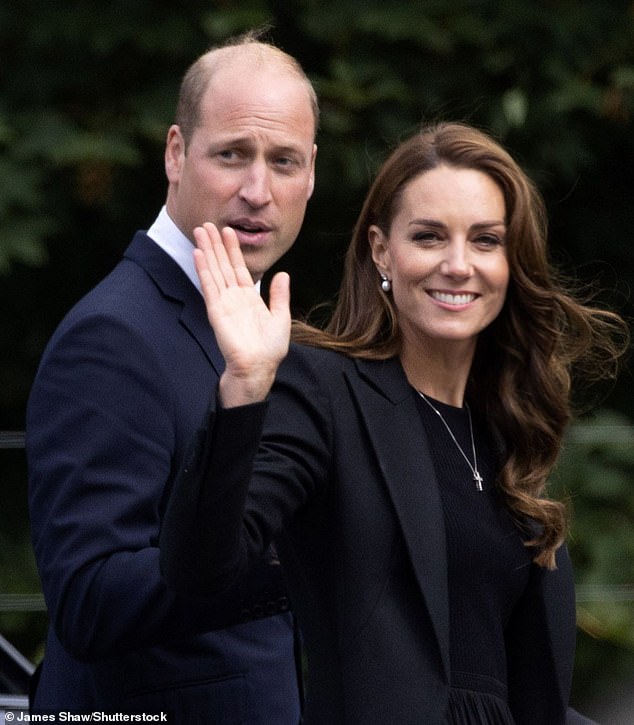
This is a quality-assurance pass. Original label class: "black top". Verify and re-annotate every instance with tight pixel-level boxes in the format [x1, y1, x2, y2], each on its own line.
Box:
[414, 391, 532, 724]
[160, 347, 577, 724]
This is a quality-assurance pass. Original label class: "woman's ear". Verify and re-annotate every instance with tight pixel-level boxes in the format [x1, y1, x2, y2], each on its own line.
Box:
[368, 225, 390, 276]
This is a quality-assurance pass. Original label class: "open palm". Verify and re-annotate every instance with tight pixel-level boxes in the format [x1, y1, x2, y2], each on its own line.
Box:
[193, 223, 291, 407]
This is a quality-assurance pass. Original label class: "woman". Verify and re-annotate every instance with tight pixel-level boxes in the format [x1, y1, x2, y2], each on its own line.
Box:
[160, 122, 627, 724]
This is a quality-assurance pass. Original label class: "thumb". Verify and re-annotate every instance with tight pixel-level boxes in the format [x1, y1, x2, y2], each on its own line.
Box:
[268, 271, 291, 320]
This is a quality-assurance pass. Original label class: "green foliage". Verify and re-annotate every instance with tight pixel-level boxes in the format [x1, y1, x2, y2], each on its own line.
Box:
[551, 410, 634, 701]
[1, 0, 633, 710]
[3, 0, 634, 279]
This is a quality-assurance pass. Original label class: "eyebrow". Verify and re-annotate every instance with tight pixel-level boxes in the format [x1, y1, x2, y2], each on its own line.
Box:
[209, 135, 307, 153]
[471, 220, 507, 230]
[408, 218, 443, 228]
[408, 218, 506, 230]
[207, 137, 311, 164]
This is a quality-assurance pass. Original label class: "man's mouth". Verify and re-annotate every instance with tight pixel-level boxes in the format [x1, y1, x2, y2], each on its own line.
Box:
[228, 221, 272, 245]
[230, 219, 271, 233]
[232, 223, 264, 233]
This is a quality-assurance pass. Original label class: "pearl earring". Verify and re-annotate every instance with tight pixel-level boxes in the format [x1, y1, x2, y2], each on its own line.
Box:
[380, 274, 391, 292]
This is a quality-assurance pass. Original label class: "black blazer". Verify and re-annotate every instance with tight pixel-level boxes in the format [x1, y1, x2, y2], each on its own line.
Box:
[162, 343, 577, 725]
[27, 233, 299, 723]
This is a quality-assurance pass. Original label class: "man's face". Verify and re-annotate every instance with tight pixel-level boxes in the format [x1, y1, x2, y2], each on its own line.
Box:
[165, 61, 316, 281]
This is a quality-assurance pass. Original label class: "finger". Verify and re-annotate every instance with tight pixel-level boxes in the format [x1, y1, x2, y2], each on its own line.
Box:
[193, 224, 227, 294]
[192, 222, 214, 252]
[202, 223, 239, 289]
[268, 271, 291, 322]
[220, 227, 254, 287]
[193, 247, 218, 303]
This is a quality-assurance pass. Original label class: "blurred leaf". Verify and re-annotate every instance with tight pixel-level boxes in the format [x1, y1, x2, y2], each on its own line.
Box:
[551, 409, 634, 676]
[1, 0, 634, 708]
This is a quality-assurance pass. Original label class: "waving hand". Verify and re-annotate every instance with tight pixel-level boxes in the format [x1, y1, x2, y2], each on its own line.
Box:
[193, 223, 291, 407]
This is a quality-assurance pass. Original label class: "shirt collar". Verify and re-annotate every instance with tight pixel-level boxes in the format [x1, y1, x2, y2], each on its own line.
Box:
[147, 206, 201, 293]
[146, 207, 260, 294]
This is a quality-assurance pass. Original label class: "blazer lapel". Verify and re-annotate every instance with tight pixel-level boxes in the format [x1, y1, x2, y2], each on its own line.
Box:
[347, 357, 450, 680]
[124, 232, 225, 375]
[178, 299, 225, 376]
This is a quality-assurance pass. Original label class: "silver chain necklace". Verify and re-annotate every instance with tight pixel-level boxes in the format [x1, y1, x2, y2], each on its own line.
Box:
[417, 391, 484, 491]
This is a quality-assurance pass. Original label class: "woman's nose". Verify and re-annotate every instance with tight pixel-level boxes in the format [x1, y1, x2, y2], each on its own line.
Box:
[440, 241, 472, 278]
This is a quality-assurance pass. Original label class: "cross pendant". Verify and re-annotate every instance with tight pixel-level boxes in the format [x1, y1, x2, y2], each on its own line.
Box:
[474, 471, 484, 491]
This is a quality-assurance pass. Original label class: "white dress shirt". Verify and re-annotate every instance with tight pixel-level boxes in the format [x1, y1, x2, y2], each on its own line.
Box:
[147, 206, 201, 293]
[146, 207, 260, 294]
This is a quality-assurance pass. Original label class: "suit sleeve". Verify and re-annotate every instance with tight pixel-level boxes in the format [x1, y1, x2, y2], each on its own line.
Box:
[505, 544, 577, 725]
[27, 314, 291, 661]
[161, 346, 333, 596]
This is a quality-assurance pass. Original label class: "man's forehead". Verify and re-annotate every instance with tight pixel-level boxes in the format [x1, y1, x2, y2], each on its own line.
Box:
[202, 60, 316, 137]
[198, 88, 315, 146]
[208, 73, 310, 111]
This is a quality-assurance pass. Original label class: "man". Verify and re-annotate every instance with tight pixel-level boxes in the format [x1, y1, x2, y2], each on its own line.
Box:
[26, 32, 317, 723]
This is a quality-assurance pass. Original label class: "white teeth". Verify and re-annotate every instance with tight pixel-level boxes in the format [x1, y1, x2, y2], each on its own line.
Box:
[431, 291, 475, 305]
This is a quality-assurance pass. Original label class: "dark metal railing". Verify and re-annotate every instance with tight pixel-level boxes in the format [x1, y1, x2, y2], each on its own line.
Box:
[0, 431, 25, 449]
[0, 430, 38, 697]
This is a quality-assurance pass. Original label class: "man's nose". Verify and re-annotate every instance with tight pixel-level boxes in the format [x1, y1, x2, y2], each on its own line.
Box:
[239, 162, 272, 208]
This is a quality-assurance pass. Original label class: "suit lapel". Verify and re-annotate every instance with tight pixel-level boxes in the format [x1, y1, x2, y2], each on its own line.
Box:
[178, 299, 225, 376]
[124, 232, 225, 375]
[346, 357, 450, 680]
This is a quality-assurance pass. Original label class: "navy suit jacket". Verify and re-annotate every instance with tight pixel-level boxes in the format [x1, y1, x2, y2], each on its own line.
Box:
[26, 232, 300, 723]
[162, 344, 577, 725]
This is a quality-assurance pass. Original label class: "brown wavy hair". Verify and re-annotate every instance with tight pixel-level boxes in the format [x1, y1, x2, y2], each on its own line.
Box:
[293, 121, 629, 568]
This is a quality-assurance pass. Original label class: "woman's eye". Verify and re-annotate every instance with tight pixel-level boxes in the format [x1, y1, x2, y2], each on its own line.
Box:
[412, 232, 440, 244]
[474, 234, 504, 247]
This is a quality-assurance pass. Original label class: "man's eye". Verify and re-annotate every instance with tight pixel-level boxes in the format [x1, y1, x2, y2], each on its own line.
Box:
[275, 156, 298, 169]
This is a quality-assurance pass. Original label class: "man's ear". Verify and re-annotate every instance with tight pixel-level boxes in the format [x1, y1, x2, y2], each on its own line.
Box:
[306, 144, 317, 200]
[165, 125, 185, 184]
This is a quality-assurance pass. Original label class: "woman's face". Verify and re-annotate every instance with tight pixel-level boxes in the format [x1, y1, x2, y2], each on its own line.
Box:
[369, 164, 509, 358]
